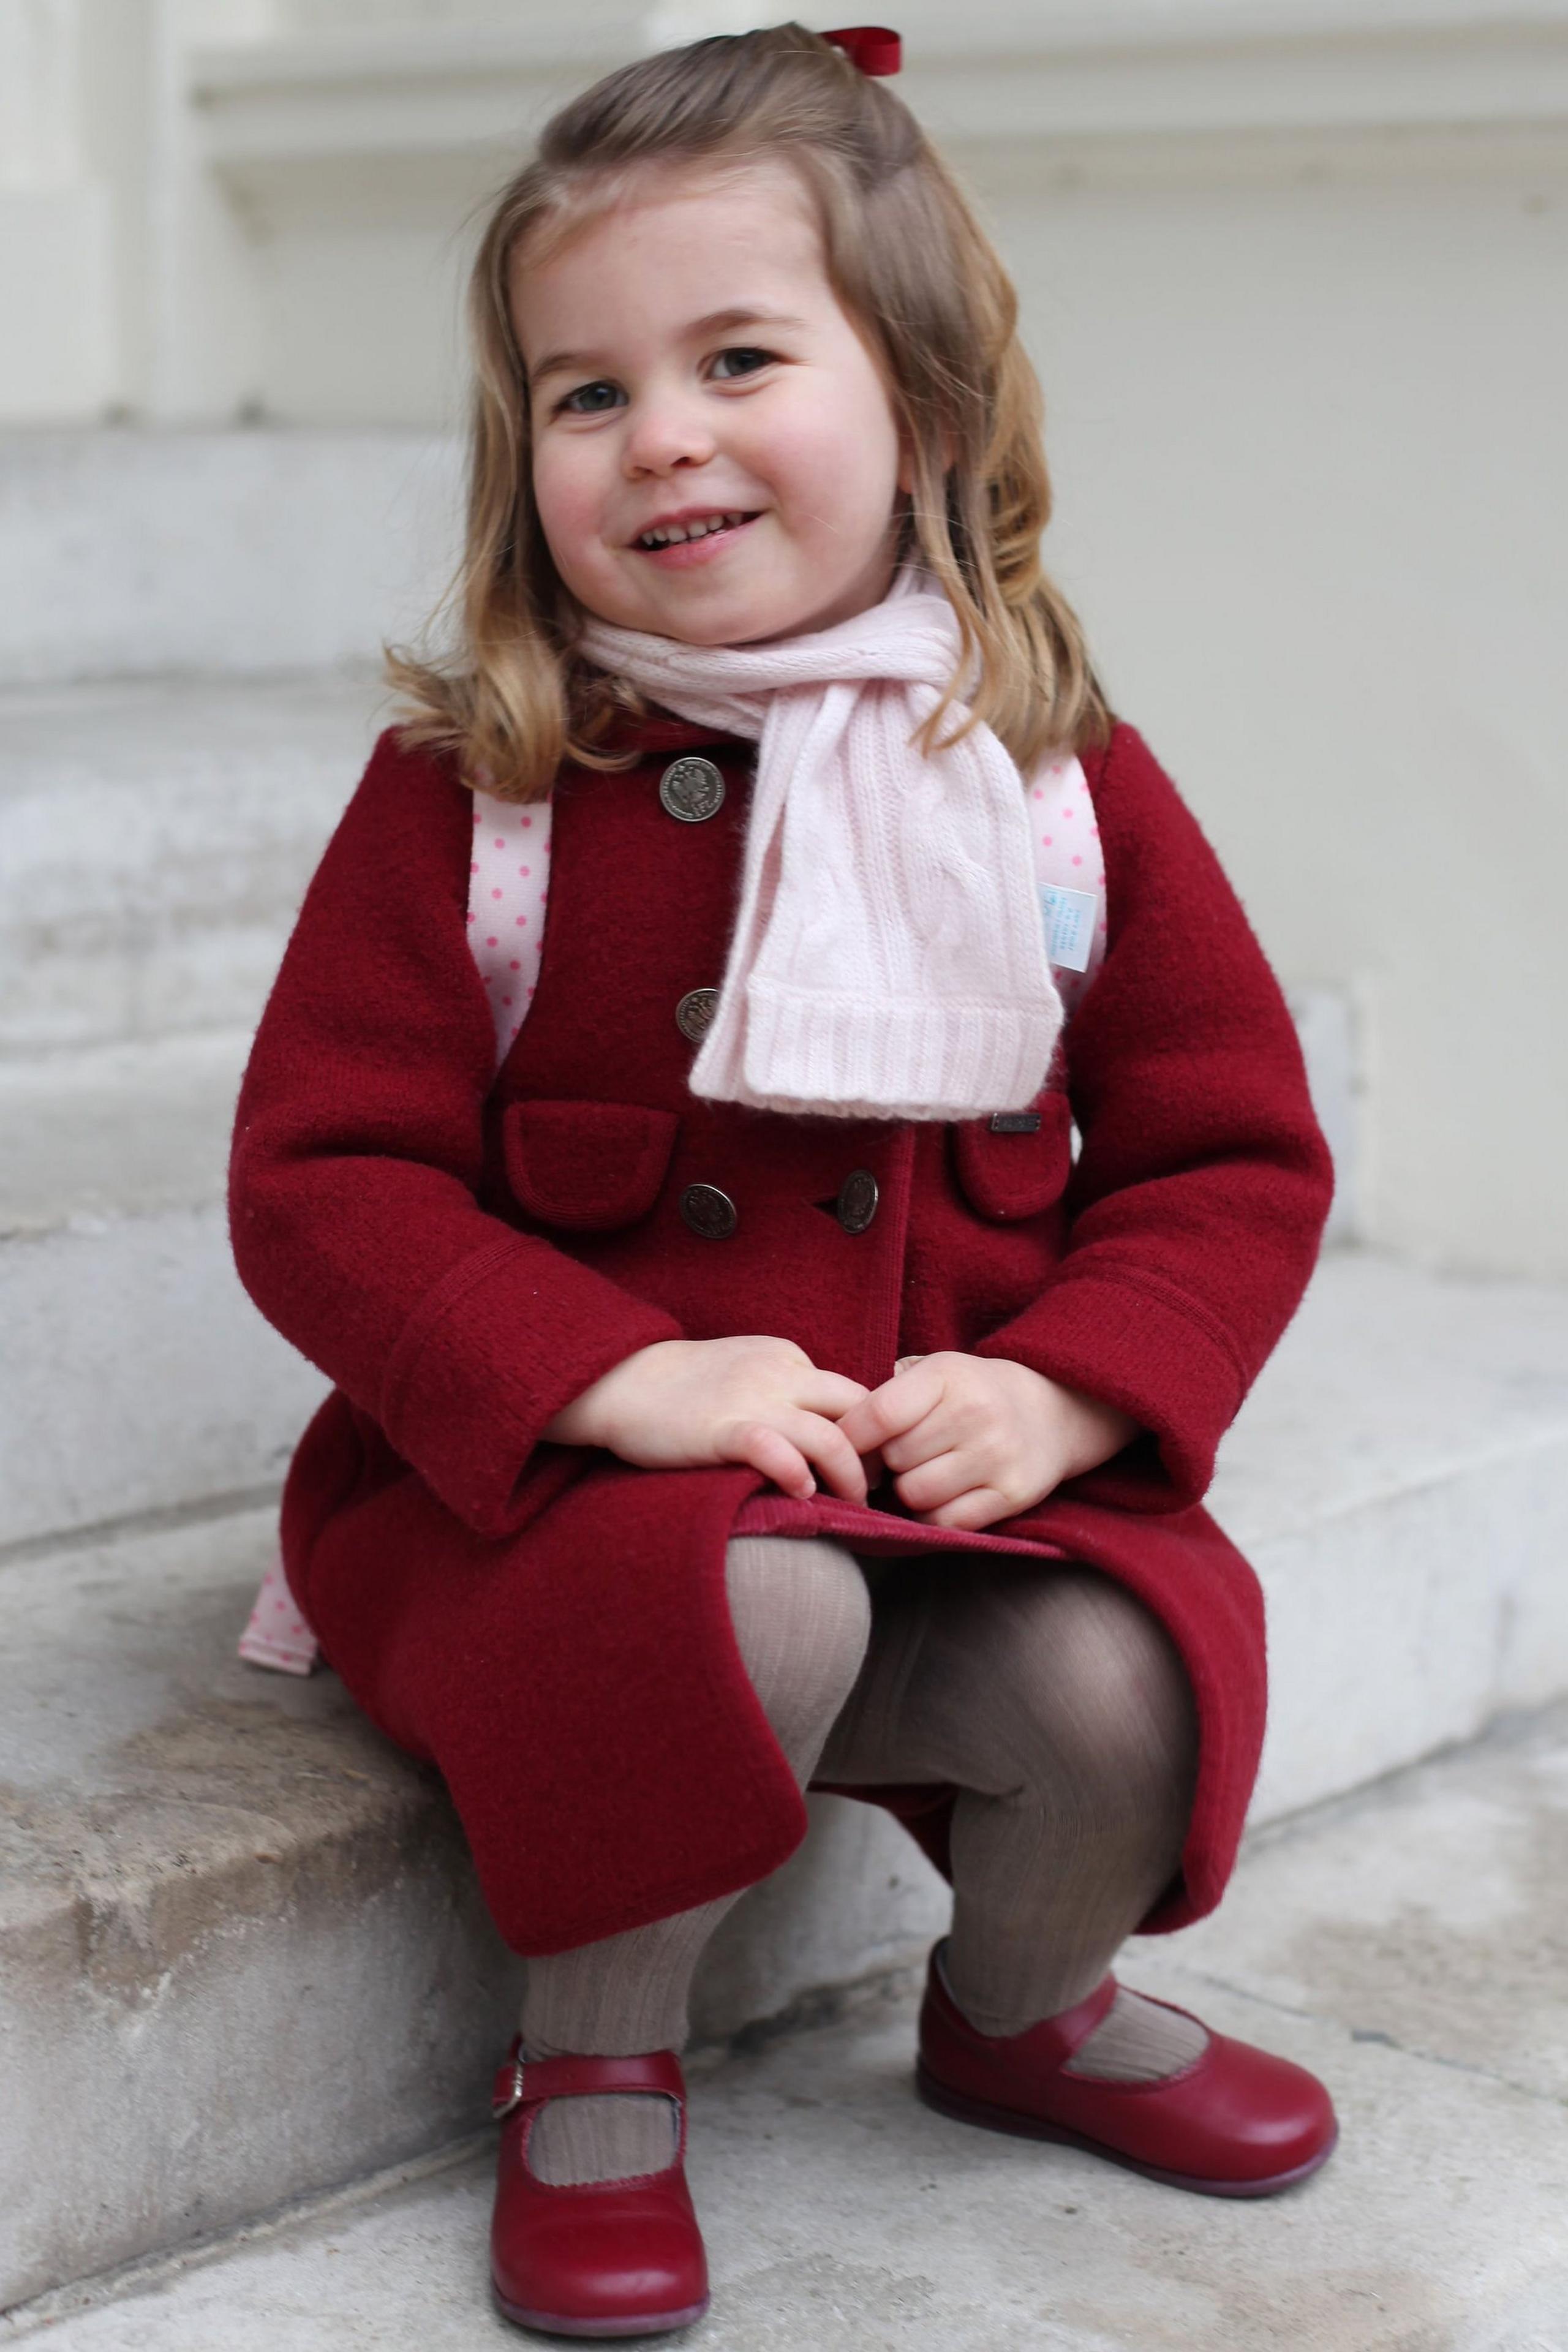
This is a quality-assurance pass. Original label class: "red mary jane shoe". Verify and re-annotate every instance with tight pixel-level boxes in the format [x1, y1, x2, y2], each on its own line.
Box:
[490, 2041, 710, 2338]
[916, 1942, 1337, 2198]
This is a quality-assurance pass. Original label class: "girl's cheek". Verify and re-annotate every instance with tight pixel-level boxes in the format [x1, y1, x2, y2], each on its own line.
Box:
[532, 458, 600, 567]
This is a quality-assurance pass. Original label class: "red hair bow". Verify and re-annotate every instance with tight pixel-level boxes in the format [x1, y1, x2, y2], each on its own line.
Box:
[823, 24, 902, 75]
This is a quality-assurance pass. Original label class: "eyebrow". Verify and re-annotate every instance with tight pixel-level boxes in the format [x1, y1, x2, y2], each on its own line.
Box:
[526, 307, 811, 388]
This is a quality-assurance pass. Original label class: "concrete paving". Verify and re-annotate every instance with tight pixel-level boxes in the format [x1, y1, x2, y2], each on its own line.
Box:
[9, 1706, 1568, 2352]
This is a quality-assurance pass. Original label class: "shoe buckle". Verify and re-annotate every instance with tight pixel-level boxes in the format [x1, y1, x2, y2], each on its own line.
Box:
[491, 2047, 527, 2120]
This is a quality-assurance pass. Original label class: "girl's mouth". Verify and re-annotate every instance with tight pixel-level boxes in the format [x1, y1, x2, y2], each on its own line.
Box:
[631, 511, 761, 568]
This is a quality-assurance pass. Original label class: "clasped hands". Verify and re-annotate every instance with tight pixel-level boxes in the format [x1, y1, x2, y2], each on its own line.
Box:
[543, 1334, 1140, 1537]
[835, 1351, 1139, 1532]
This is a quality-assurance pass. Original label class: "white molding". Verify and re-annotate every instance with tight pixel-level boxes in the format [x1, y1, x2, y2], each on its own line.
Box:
[187, 9, 1568, 184]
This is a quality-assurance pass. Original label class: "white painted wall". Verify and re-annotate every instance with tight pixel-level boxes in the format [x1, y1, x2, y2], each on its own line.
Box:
[1, 0, 1564, 1275]
[1000, 160, 1568, 1275]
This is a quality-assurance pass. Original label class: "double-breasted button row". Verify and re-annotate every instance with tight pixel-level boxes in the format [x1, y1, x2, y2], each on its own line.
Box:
[659, 756, 726, 823]
[679, 1169, 880, 1240]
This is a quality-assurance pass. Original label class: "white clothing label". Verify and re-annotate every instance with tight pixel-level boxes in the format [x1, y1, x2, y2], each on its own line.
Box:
[1040, 883, 1099, 974]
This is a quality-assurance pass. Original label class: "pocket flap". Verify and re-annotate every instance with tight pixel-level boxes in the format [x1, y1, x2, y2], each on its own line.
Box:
[502, 1098, 680, 1232]
[951, 1093, 1073, 1221]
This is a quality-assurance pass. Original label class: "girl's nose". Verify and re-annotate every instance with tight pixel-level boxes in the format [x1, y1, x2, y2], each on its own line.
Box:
[621, 391, 718, 479]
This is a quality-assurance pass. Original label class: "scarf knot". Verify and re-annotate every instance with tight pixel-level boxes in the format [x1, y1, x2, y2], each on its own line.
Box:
[579, 568, 1063, 1121]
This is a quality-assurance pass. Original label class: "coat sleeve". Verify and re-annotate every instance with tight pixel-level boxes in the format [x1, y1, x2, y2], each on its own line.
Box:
[227, 728, 685, 1538]
[973, 722, 1335, 1513]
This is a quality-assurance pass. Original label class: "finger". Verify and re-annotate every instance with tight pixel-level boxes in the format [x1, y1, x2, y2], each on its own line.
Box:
[905, 1485, 1016, 1534]
[785, 1410, 870, 1505]
[801, 1370, 873, 1417]
[877, 1401, 961, 1476]
[718, 1421, 816, 1499]
[836, 1363, 941, 1453]
[892, 1448, 989, 1515]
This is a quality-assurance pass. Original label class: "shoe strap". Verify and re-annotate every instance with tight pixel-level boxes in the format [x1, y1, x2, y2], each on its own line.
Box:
[935, 1939, 1118, 2068]
[1039, 1973, 1120, 2067]
[491, 2038, 686, 2120]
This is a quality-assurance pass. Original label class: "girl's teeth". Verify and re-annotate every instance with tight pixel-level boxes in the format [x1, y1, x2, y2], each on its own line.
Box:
[640, 512, 747, 548]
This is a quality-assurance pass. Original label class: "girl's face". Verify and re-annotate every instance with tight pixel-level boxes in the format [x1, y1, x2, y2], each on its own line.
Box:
[513, 161, 910, 646]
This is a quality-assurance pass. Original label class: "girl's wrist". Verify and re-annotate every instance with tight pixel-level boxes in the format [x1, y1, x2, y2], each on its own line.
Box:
[541, 1340, 683, 1449]
[1049, 1378, 1142, 1480]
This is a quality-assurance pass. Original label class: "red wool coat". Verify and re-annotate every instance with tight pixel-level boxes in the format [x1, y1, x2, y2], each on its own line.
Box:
[228, 714, 1333, 1958]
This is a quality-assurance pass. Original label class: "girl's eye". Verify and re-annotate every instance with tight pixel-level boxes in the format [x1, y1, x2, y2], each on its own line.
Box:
[557, 380, 624, 416]
[710, 347, 774, 381]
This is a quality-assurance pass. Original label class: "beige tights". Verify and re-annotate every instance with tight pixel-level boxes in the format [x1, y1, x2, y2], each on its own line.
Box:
[522, 1534, 871, 2185]
[521, 1537, 1202, 2187]
[816, 1554, 1205, 2083]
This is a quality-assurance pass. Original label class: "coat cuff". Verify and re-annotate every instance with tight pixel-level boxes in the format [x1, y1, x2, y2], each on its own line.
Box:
[380, 1232, 684, 1538]
[974, 1264, 1248, 1513]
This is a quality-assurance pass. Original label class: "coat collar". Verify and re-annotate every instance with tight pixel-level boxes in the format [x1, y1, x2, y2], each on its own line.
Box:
[597, 707, 745, 760]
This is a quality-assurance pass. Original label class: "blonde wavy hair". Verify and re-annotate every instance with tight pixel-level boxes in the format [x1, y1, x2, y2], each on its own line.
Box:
[388, 21, 1110, 800]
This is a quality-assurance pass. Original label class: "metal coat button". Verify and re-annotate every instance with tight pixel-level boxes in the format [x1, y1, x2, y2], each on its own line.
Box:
[658, 756, 726, 823]
[680, 1182, 738, 1238]
[676, 987, 720, 1043]
[835, 1169, 879, 1234]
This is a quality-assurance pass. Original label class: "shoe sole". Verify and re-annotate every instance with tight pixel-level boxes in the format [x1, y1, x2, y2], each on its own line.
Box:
[916, 2064, 1338, 2199]
[493, 2286, 710, 2337]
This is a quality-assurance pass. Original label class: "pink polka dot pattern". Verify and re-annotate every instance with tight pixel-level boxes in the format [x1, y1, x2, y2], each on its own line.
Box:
[467, 786, 555, 1061]
[238, 758, 1106, 1676]
[237, 1551, 321, 1675]
[1032, 754, 1106, 1017]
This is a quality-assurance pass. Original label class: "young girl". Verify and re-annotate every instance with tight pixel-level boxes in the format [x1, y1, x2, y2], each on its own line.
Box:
[229, 21, 1338, 2338]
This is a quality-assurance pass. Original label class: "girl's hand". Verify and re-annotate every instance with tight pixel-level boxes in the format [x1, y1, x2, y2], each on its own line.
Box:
[834, 1352, 1142, 1534]
[541, 1336, 876, 1504]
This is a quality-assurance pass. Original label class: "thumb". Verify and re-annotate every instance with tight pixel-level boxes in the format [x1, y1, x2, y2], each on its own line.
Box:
[894, 1354, 926, 1375]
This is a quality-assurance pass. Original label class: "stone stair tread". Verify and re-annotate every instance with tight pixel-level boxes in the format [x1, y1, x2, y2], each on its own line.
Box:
[1214, 1247, 1568, 1543]
[14, 1704, 1567, 2350]
[0, 1507, 532, 2312]
[0, 431, 458, 690]
[0, 1028, 253, 1234]
[0, 673, 382, 1052]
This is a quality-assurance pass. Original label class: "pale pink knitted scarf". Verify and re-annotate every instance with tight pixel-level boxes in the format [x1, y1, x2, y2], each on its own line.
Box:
[578, 568, 1063, 1121]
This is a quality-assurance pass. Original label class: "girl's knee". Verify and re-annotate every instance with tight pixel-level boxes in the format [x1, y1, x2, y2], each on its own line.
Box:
[722, 1534, 872, 1765]
[947, 1565, 1199, 1807]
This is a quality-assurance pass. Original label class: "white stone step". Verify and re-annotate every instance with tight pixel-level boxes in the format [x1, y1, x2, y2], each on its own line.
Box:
[1, 1250, 1566, 2309]
[0, 1205, 325, 1553]
[0, 434, 457, 689]
[11, 1697, 1568, 2347]
[0, 1507, 946, 2312]
[0, 673, 381, 1053]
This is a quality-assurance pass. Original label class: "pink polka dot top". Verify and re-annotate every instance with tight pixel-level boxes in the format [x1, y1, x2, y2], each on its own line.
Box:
[238, 752, 1106, 1675]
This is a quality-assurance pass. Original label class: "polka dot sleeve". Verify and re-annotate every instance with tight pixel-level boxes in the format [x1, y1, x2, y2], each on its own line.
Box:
[467, 788, 554, 1066]
[1029, 752, 1106, 1019]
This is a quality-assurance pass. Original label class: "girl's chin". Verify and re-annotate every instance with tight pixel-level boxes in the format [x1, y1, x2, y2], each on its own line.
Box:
[623, 592, 822, 648]
[631, 584, 883, 647]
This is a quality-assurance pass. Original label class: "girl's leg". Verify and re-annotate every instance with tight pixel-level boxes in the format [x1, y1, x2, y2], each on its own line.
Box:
[816, 1556, 1206, 2078]
[521, 1533, 872, 2183]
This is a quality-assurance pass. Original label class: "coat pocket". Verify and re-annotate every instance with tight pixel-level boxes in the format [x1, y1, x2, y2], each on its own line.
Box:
[950, 1093, 1073, 1221]
[502, 1098, 681, 1232]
